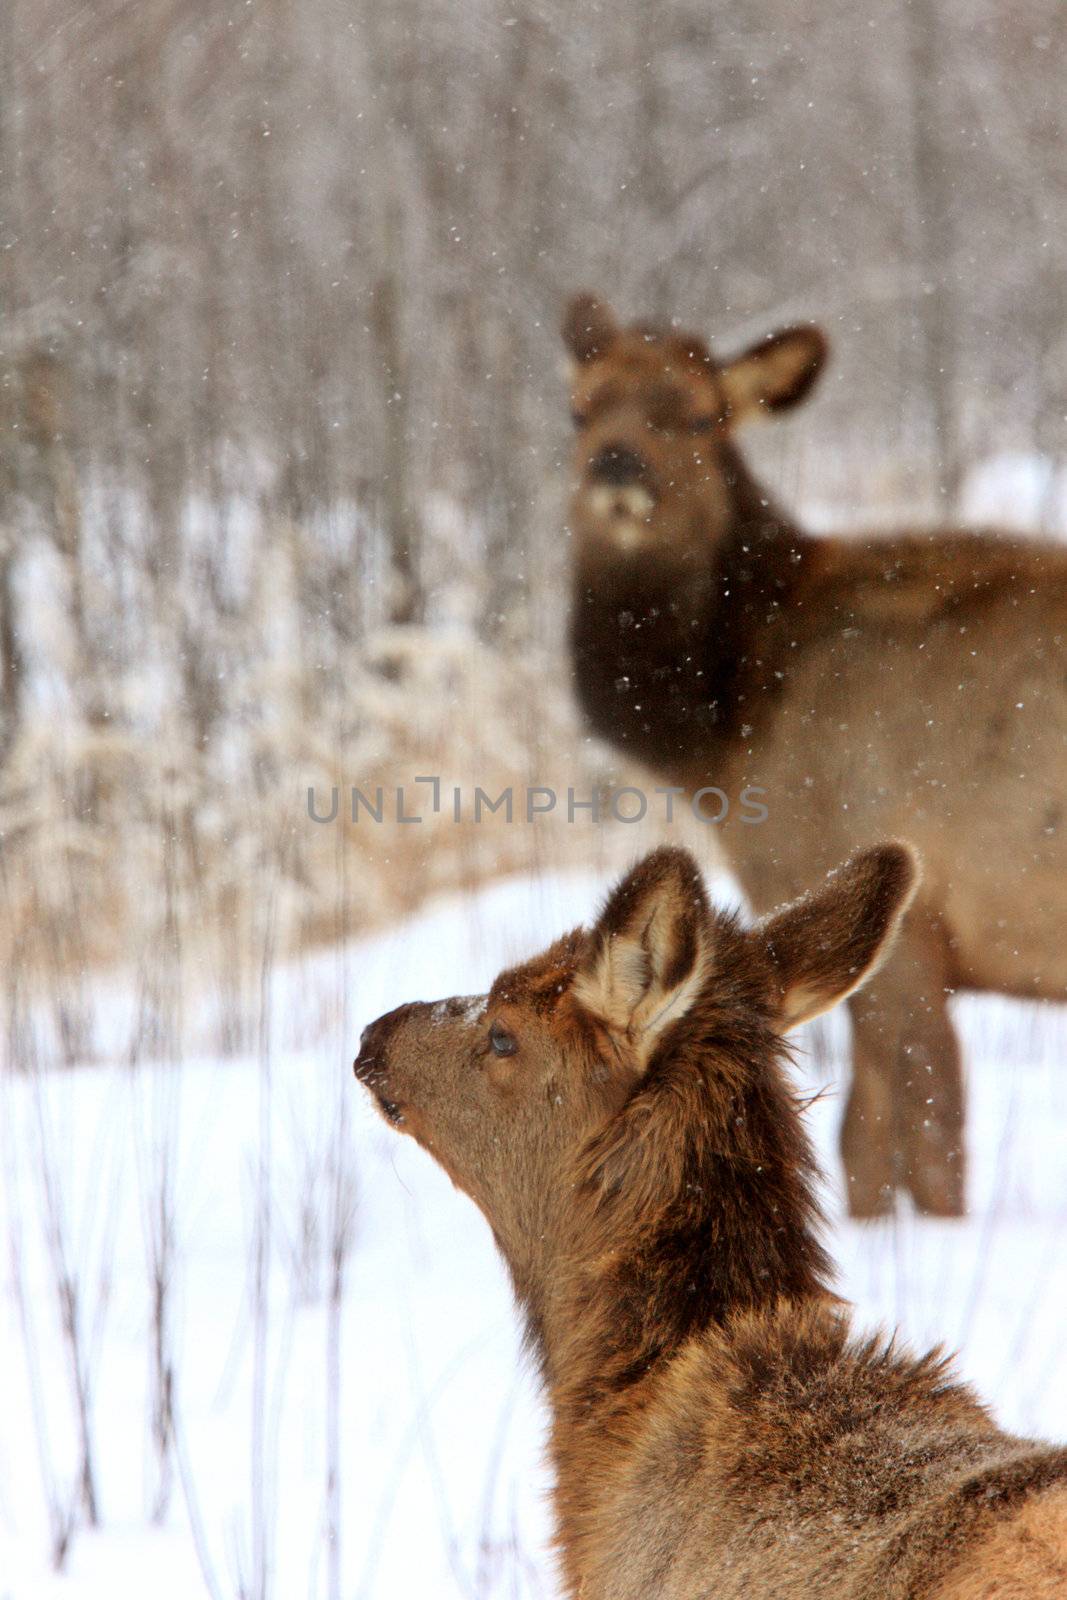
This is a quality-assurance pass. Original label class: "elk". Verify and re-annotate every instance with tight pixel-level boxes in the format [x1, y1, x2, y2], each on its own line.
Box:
[562, 292, 1067, 1218]
[355, 844, 1067, 1599]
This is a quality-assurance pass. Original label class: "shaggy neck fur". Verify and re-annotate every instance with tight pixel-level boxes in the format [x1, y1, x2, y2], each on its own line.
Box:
[570, 441, 813, 767]
[510, 938, 834, 1595]
[522, 928, 834, 1417]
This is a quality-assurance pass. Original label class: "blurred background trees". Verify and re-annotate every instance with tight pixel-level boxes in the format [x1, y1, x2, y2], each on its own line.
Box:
[0, 0, 1065, 971]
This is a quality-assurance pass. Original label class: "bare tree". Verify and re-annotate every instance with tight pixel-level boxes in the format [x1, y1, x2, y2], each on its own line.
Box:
[905, 0, 961, 513]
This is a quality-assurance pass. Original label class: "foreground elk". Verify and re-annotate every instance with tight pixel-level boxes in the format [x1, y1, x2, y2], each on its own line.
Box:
[563, 293, 1067, 1218]
[356, 844, 1067, 1599]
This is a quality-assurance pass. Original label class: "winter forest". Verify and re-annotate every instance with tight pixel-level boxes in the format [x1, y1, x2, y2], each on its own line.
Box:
[2, 0, 1067, 1596]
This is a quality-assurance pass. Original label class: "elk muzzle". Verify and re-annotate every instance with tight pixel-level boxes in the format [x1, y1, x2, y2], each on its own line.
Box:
[587, 442, 650, 488]
[354, 994, 488, 1131]
[354, 1002, 425, 1125]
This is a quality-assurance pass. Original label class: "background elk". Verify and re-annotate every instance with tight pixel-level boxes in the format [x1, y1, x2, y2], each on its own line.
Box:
[355, 844, 1067, 1599]
[563, 291, 1067, 1218]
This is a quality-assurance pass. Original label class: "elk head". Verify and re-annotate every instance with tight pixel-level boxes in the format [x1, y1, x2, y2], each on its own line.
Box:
[354, 844, 917, 1303]
[562, 293, 826, 560]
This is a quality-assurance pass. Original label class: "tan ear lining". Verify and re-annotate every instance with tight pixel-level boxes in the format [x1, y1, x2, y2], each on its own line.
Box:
[758, 843, 920, 1030]
[719, 325, 828, 424]
[573, 848, 712, 1069]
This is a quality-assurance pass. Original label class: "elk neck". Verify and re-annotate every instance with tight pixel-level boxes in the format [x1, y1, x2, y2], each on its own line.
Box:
[570, 443, 815, 770]
[526, 976, 835, 1424]
[524, 990, 835, 1590]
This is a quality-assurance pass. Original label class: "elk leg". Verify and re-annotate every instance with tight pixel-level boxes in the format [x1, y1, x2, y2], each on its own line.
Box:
[897, 966, 966, 1220]
[843, 909, 965, 1219]
[842, 985, 899, 1218]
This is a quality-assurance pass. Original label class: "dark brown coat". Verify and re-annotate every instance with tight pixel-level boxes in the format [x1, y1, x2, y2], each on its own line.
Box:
[562, 292, 1067, 1217]
[355, 845, 1067, 1598]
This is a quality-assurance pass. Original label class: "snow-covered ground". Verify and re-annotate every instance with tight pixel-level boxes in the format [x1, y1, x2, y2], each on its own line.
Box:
[1, 866, 1066, 1599]
[960, 451, 1067, 538]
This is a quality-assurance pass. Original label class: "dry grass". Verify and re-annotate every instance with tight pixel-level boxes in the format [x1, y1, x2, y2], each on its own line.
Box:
[0, 619, 721, 1004]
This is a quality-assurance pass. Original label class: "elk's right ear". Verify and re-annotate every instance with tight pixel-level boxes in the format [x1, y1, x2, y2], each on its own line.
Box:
[719, 325, 828, 423]
[562, 293, 619, 364]
[757, 844, 919, 1030]
[573, 847, 711, 1069]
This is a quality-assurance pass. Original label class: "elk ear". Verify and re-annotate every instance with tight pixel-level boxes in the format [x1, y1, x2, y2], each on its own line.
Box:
[758, 844, 919, 1030]
[562, 292, 620, 364]
[719, 325, 828, 424]
[573, 847, 711, 1069]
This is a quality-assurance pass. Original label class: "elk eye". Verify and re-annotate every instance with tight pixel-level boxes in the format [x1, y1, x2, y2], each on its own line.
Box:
[570, 408, 587, 428]
[689, 415, 716, 433]
[489, 1022, 518, 1057]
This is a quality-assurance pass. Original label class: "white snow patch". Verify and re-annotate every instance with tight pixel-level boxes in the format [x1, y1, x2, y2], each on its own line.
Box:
[960, 451, 1067, 538]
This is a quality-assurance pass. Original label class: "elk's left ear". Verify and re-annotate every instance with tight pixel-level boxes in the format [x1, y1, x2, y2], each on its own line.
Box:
[562, 292, 619, 364]
[573, 847, 711, 1069]
[758, 843, 919, 1030]
[719, 325, 828, 424]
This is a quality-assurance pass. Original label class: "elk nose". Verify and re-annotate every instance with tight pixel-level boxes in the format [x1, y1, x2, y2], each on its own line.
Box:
[354, 1000, 427, 1081]
[588, 443, 648, 487]
[354, 1013, 389, 1081]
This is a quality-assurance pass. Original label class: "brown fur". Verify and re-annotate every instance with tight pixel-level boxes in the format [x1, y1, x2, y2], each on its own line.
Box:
[562, 291, 1067, 1217]
[354, 845, 1067, 1598]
